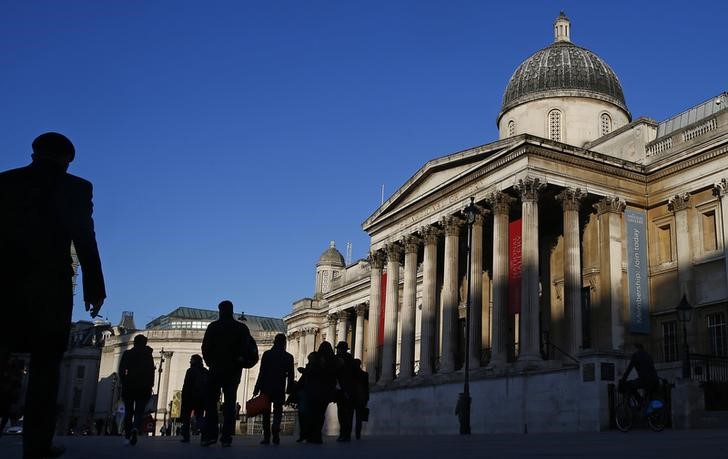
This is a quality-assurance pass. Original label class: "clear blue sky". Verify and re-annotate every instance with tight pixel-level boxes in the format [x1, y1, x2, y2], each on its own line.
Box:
[1, 1, 726, 327]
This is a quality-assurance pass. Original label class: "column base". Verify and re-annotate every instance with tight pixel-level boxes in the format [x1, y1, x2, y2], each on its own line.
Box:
[486, 356, 507, 371]
[515, 353, 544, 371]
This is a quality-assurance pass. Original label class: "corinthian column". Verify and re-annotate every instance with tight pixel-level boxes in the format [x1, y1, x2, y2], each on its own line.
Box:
[669, 193, 693, 301]
[487, 192, 513, 368]
[158, 350, 174, 419]
[713, 179, 728, 290]
[380, 242, 403, 382]
[468, 205, 488, 369]
[354, 304, 368, 360]
[440, 215, 463, 373]
[399, 234, 420, 380]
[419, 225, 440, 376]
[327, 314, 338, 346]
[594, 196, 626, 350]
[556, 188, 586, 356]
[366, 251, 385, 383]
[514, 177, 546, 364]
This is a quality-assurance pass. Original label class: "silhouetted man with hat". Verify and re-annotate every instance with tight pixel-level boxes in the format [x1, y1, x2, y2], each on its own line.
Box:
[334, 341, 356, 442]
[0, 132, 106, 459]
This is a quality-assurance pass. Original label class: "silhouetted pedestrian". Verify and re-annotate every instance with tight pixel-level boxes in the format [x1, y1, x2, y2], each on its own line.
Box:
[201, 300, 254, 447]
[334, 341, 356, 442]
[294, 353, 315, 443]
[119, 334, 155, 446]
[303, 341, 336, 443]
[0, 356, 24, 436]
[179, 354, 208, 443]
[254, 333, 294, 445]
[352, 358, 369, 440]
[0, 132, 106, 459]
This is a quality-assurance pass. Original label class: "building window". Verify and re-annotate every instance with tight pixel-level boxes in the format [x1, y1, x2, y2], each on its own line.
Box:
[548, 110, 562, 142]
[508, 120, 516, 137]
[708, 312, 727, 356]
[701, 209, 718, 253]
[662, 321, 679, 362]
[600, 113, 612, 136]
[76, 366, 85, 379]
[657, 223, 673, 264]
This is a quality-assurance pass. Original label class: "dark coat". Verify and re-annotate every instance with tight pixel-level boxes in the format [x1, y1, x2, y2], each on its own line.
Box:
[254, 345, 294, 403]
[201, 316, 251, 383]
[335, 351, 357, 399]
[353, 368, 369, 408]
[181, 363, 208, 408]
[119, 344, 155, 399]
[0, 161, 105, 352]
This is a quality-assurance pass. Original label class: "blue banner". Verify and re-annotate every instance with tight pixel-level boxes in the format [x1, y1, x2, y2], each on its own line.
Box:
[626, 209, 650, 334]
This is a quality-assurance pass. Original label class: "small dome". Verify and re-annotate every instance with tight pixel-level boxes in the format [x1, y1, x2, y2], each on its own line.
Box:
[498, 14, 629, 124]
[317, 241, 345, 267]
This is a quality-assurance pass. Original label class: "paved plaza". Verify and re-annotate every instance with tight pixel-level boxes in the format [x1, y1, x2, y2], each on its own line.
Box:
[1, 430, 727, 459]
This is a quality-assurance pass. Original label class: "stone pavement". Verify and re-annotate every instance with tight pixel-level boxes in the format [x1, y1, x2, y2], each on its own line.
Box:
[1, 430, 727, 459]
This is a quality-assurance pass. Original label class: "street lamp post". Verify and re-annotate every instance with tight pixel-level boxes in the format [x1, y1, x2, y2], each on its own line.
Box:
[154, 348, 165, 436]
[676, 294, 693, 379]
[458, 196, 477, 435]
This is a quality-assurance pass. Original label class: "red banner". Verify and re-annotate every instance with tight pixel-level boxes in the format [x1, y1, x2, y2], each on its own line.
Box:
[379, 272, 386, 346]
[508, 219, 522, 315]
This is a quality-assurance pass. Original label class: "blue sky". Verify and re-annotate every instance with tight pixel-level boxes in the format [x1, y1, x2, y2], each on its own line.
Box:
[1, 1, 726, 327]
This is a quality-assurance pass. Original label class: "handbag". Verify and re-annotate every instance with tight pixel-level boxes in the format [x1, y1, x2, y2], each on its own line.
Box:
[144, 394, 158, 414]
[245, 393, 270, 417]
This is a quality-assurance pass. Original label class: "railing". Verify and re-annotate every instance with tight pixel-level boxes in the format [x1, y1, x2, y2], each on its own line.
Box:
[540, 332, 580, 365]
[688, 353, 728, 383]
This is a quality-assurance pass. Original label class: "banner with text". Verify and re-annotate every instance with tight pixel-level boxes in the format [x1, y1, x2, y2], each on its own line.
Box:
[626, 209, 650, 334]
[509, 219, 522, 315]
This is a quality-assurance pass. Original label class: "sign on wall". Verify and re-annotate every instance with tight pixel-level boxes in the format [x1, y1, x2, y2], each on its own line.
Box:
[509, 219, 522, 315]
[625, 209, 650, 334]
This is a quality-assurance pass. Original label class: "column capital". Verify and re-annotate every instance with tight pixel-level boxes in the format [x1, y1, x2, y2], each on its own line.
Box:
[367, 250, 385, 269]
[288, 330, 300, 339]
[713, 178, 728, 197]
[556, 187, 587, 211]
[420, 225, 441, 244]
[514, 176, 546, 202]
[593, 196, 626, 215]
[486, 191, 515, 215]
[385, 242, 404, 261]
[442, 215, 464, 236]
[469, 204, 490, 225]
[668, 193, 691, 212]
[402, 234, 421, 254]
[327, 313, 338, 325]
[304, 327, 319, 335]
[354, 303, 368, 316]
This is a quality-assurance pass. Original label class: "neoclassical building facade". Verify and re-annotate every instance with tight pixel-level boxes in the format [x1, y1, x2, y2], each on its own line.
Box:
[285, 13, 728, 433]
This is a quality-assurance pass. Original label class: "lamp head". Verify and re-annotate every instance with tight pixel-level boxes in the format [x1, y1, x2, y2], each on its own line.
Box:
[676, 294, 693, 323]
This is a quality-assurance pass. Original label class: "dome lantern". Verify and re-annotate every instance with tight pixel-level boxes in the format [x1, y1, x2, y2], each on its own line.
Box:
[554, 11, 570, 43]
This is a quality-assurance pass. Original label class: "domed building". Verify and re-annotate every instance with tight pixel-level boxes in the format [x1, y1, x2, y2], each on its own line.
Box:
[286, 12, 728, 434]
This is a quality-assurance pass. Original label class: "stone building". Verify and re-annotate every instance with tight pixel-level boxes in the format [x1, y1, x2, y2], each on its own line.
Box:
[94, 307, 285, 434]
[285, 12, 728, 433]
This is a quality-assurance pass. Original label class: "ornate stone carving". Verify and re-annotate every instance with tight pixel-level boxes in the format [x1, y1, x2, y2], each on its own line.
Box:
[555, 187, 587, 211]
[486, 191, 515, 215]
[367, 250, 385, 269]
[303, 327, 319, 336]
[385, 242, 404, 262]
[514, 176, 546, 201]
[593, 196, 625, 215]
[327, 313, 338, 325]
[442, 215, 464, 236]
[402, 234, 421, 254]
[421, 225, 441, 244]
[667, 193, 691, 212]
[469, 204, 490, 225]
[354, 303, 368, 317]
[713, 178, 728, 198]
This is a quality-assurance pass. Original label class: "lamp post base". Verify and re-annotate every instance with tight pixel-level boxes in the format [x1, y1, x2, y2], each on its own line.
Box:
[457, 392, 471, 435]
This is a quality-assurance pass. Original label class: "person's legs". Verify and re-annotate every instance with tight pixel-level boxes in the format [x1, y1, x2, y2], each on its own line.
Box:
[202, 374, 221, 444]
[122, 399, 134, 439]
[23, 351, 63, 458]
[179, 402, 192, 441]
[354, 407, 363, 439]
[261, 405, 271, 443]
[132, 397, 148, 432]
[219, 381, 239, 444]
[271, 401, 283, 444]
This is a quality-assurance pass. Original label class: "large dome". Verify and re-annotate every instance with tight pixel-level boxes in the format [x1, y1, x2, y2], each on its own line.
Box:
[498, 16, 629, 124]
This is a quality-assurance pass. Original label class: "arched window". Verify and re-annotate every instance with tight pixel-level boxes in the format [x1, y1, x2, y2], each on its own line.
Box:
[548, 110, 562, 141]
[600, 113, 612, 136]
[508, 120, 516, 137]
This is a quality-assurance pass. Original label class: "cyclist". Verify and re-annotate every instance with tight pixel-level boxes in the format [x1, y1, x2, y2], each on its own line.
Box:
[620, 343, 659, 403]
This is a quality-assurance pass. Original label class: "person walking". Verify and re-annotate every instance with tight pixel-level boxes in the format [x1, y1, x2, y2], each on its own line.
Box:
[118, 334, 155, 446]
[201, 300, 254, 447]
[303, 341, 336, 444]
[179, 354, 208, 443]
[0, 132, 106, 459]
[352, 358, 369, 440]
[254, 333, 294, 445]
[334, 341, 356, 442]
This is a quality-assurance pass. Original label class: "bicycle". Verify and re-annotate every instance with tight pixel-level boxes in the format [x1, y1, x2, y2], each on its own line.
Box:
[614, 378, 670, 432]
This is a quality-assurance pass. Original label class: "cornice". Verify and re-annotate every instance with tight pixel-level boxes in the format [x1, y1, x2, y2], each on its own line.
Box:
[647, 141, 728, 182]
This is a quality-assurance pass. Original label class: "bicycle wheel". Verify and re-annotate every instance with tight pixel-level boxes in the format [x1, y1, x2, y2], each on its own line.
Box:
[615, 399, 633, 432]
[647, 407, 667, 432]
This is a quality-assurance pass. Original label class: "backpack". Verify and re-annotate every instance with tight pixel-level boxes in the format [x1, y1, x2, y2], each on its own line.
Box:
[240, 334, 259, 369]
